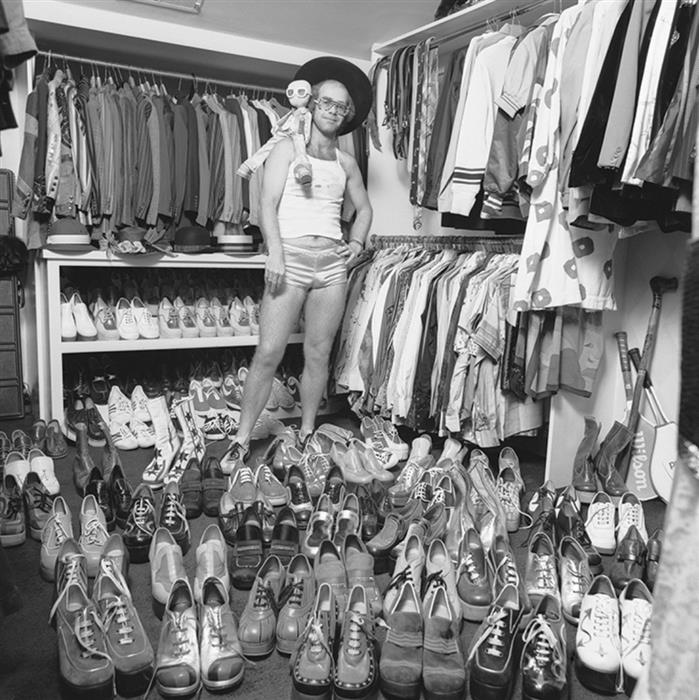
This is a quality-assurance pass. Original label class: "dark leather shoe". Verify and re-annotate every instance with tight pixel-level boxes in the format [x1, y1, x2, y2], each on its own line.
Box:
[251, 500, 275, 548]
[322, 465, 346, 513]
[219, 501, 246, 547]
[45, 419, 68, 459]
[30, 419, 47, 451]
[556, 501, 603, 575]
[231, 506, 264, 590]
[201, 456, 225, 517]
[610, 525, 646, 592]
[123, 484, 156, 564]
[85, 465, 115, 532]
[355, 484, 378, 540]
[521, 594, 568, 700]
[180, 457, 202, 519]
[285, 465, 312, 530]
[83, 397, 107, 444]
[269, 506, 299, 566]
[457, 527, 491, 621]
[366, 512, 408, 559]
[73, 423, 94, 496]
[158, 482, 191, 554]
[644, 528, 663, 592]
[108, 463, 133, 530]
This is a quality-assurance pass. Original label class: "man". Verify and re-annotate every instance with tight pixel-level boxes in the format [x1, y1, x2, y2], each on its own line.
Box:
[225, 57, 373, 464]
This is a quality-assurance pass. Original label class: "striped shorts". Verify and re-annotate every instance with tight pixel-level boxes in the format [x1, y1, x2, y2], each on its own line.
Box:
[281, 240, 348, 291]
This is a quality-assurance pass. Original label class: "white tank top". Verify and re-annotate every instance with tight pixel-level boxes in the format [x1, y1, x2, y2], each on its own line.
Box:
[277, 153, 347, 240]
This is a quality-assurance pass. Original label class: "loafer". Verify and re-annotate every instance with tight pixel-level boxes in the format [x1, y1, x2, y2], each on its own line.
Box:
[238, 554, 284, 657]
[149, 527, 187, 618]
[269, 506, 299, 566]
[644, 528, 663, 592]
[276, 553, 315, 654]
[123, 484, 157, 564]
[380, 580, 423, 699]
[343, 534, 382, 617]
[194, 524, 229, 603]
[199, 576, 245, 692]
[314, 540, 347, 621]
[180, 457, 203, 519]
[201, 456, 226, 517]
[231, 506, 264, 590]
[291, 582, 337, 699]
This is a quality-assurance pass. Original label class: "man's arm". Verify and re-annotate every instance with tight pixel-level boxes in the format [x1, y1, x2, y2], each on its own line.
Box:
[343, 154, 373, 254]
[259, 139, 293, 294]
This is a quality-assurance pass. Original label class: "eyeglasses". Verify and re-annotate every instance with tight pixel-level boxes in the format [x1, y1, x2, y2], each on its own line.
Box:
[314, 97, 351, 117]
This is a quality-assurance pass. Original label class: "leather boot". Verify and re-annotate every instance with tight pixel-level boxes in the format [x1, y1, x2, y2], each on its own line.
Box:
[593, 427, 629, 501]
[73, 423, 94, 496]
[610, 525, 646, 592]
[573, 416, 600, 503]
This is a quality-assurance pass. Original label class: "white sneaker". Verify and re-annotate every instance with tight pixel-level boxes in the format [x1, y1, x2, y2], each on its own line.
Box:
[5, 450, 30, 488]
[617, 492, 648, 544]
[585, 491, 616, 555]
[159, 298, 182, 339]
[229, 297, 251, 335]
[116, 297, 139, 340]
[60, 293, 77, 341]
[132, 297, 159, 339]
[108, 385, 133, 426]
[195, 299, 217, 338]
[575, 576, 621, 693]
[70, 292, 98, 341]
[131, 418, 155, 448]
[178, 306, 199, 338]
[243, 296, 260, 335]
[619, 579, 652, 690]
[27, 448, 60, 495]
[94, 305, 119, 341]
[130, 385, 151, 423]
[110, 422, 139, 450]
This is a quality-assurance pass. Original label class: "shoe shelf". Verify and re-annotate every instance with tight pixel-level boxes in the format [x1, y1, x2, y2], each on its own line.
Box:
[60, 334, 305, 354]
[35, 249, 305, 429]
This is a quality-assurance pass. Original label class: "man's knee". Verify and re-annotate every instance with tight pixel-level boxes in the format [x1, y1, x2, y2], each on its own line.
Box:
[254, 341, 286, 370]
[304, 342, 332, 369]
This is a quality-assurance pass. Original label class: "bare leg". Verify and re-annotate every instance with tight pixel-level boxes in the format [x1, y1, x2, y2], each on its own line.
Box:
[235, 283, 306, 445]
[299, 282, 347, 439]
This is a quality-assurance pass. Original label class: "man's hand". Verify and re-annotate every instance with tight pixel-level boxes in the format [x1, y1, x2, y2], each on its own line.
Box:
[265, 248, 285, 295]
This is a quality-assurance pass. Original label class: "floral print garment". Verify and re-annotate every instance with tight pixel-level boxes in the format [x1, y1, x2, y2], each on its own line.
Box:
[511, 6, 619, 313]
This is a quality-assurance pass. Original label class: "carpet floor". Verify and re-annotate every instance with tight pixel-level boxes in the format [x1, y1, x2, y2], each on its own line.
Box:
[0, 412, 665, 700]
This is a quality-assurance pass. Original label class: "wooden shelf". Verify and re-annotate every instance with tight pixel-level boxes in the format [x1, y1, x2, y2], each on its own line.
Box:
[372, 0, 573, 55]
[61, 333, 305, 354]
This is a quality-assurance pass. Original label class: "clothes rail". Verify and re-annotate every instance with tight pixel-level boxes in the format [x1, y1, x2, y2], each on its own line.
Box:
[370, 234, 522, 253]
[35, 50, 286, 96]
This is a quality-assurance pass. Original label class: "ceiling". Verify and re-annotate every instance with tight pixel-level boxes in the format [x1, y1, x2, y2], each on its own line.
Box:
[64, 0, 437, 60]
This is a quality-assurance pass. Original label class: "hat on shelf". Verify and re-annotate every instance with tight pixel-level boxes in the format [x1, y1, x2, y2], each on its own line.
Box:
[173, 225, 215, 254]
[46, 217, 92, 248]
[294, 56, 372, 135]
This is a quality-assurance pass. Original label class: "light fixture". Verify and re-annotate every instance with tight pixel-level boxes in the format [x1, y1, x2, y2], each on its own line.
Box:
[121, 0, 205, 14]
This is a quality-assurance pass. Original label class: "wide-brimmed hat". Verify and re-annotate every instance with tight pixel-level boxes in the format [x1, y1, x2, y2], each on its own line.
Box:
[294, 56, 372, 135]
[173, 225, 214, 254]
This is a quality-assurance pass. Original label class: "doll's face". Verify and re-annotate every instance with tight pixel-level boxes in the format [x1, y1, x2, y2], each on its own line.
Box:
[286, 80, 312, 107]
